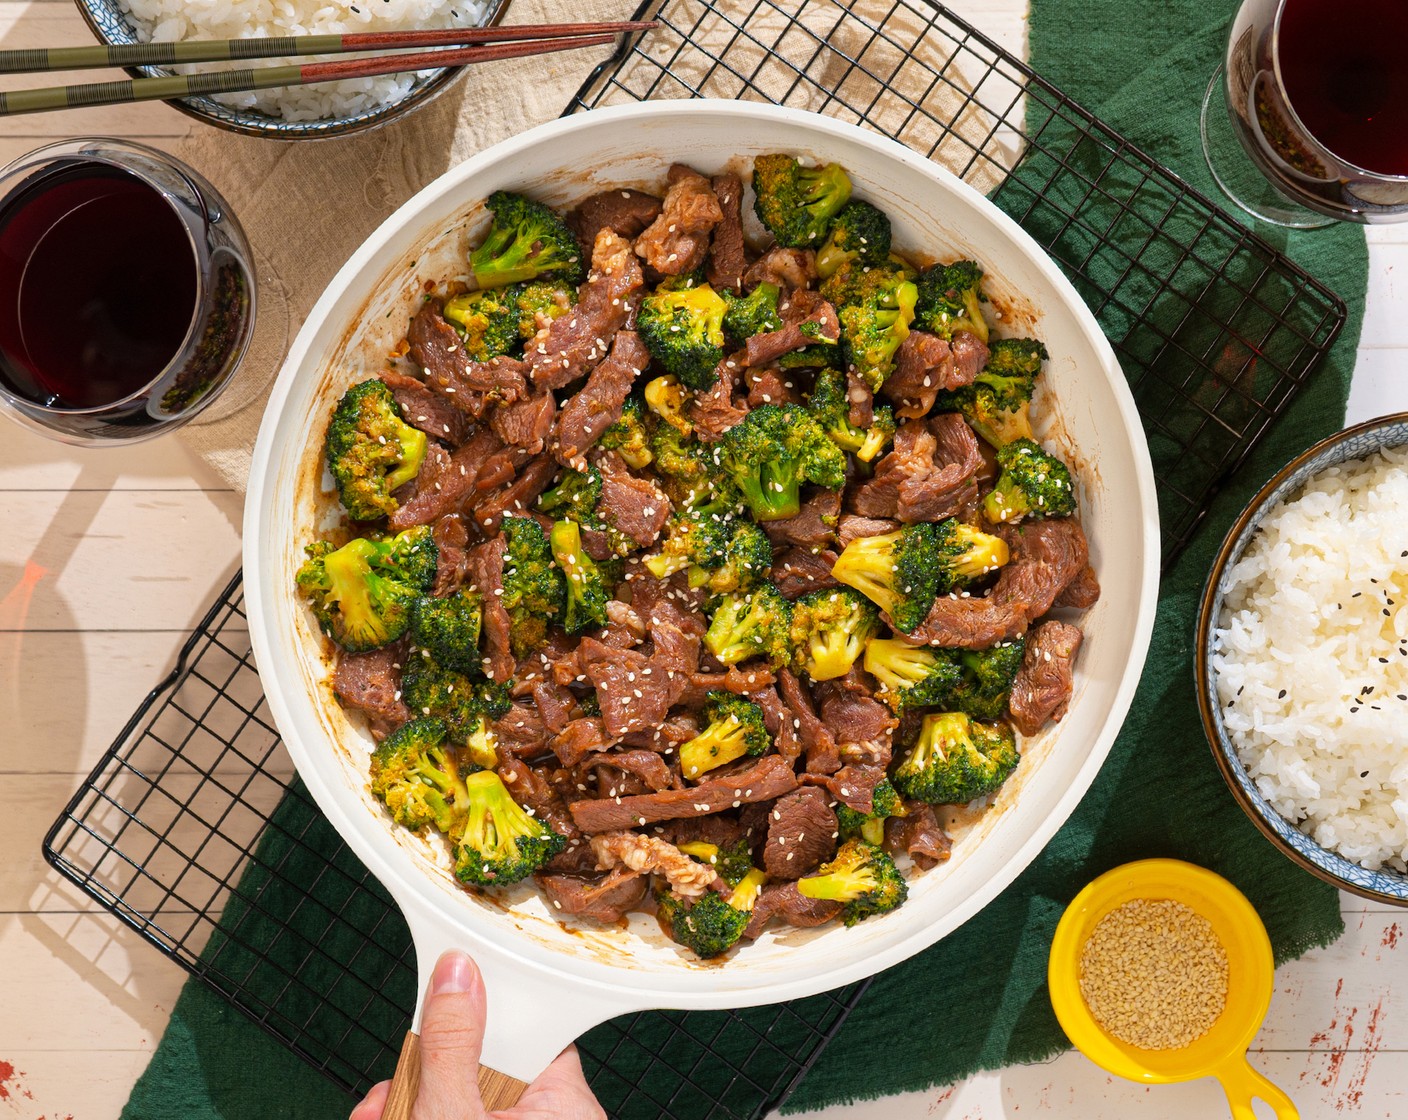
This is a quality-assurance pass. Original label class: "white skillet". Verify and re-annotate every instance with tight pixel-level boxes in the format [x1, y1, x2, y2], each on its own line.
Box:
[244, 101, 1160, 1104]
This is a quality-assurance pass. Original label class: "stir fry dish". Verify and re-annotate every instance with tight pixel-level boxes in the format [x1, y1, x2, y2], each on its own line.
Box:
[299, 156, 1100, 959]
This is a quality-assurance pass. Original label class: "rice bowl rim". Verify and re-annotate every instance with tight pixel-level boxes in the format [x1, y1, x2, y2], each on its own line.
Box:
[1196, 411, 1408, 906]
[70, 0, 511, 139]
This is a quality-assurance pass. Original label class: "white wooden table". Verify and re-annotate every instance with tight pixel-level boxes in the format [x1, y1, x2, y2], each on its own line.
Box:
[2, 1, 1407, 1116]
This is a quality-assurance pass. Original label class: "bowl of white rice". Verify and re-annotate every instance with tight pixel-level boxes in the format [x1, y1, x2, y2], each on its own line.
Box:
[1198, 413, 1408, 904]
[74, 0, 507, 138]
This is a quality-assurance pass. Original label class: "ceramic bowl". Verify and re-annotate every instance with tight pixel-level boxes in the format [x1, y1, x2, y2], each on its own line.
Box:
[1196, 413, 1408, 905]
[71, 0, 508, 138]
[244, 101, 1162, 1080]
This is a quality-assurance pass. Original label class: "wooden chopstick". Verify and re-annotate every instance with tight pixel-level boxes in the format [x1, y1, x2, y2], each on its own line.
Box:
[0, 21, 657, 75]
[0, 33, 618, 117]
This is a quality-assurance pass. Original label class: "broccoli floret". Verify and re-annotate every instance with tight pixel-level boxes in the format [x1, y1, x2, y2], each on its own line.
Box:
[510, 280, 575, 339]
[536, 465, 602, 524]
[721, 281, 784, 341]
[549, 520, 608, 636]
[789, 588, 882, 682]
[941, 338, 1048, 448]
[638, 281, 729, 391]
[678, 837, 757, 888]
[598, 397, 653, 470]
[751, 154, 853, 248]
[646, 507, 733, 580]
[441, 288, 521, 362]
[835, 778, 904, 846]
[451, 770, 565, 886]
[657, 889, 750, 959]
[401, 658, 510, 743]
[795, 839, 907, 926]
[679, 691, 772, 780]
[727, 867, 768, 911]
[863, 637, 963, 712]
[296, 530, 435, 651]
[368, 717, 462, 832]
[325, 379, 429, 521]
[807, 368, 897, 463]
[648, 421, 717, 503]
[914, 259, 988, 345]
[409, 589, 482, 676]
[953, 640, 1026, 722]
[815, 200, 893, 280]
[832, 520, 1010, 632]
[500, 515, 565, 656]
[374, 524, 440, 589]
[704, 583, 793, 668]
[892, 712, 1019, 805]
[689, 520, 773, 597]
[469, 190, 583, 289]
[830, 523, 943, 634]
[717, 403, 846, 522]
[822, 261, 918, 392]
[643, 374, 694, 435]
[984, 438, 1076, 522]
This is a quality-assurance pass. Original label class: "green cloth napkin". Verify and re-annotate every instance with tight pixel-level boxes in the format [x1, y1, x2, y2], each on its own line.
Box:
[122, 0, 1368, 1115]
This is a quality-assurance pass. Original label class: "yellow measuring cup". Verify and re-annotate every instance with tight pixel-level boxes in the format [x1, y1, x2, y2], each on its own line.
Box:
[1048, 859, 1297, 1120]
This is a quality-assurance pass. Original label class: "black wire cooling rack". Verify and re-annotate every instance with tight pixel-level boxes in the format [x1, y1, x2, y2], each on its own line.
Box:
[43, 574, 867, 1116]
[45, 2, 1351, 1117]
[568, 0, 1347, 563]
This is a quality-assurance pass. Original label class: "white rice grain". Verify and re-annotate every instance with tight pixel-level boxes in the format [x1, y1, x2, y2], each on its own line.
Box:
[1213, 445, 1408, 871]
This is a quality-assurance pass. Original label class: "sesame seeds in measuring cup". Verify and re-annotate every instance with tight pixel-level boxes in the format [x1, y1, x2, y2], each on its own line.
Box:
[1078, 898, 1230, 1050]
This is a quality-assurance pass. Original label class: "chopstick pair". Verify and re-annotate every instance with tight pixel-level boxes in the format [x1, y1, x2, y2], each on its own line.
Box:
[0, 20, 655, 117]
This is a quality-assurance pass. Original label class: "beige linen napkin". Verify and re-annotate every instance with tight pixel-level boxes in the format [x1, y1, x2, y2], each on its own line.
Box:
[176, 0, 1014, 493]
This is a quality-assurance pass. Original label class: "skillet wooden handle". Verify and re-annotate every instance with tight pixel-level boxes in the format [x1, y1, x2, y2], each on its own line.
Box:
[381, 1030, 529, 1117]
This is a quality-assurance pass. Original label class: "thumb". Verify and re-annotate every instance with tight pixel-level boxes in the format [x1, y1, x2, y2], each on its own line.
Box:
[412, 950, 488, 1120]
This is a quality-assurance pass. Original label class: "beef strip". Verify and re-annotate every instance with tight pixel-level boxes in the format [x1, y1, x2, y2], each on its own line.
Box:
[881, 330, 960, 419]
[550, 717, 617, 766]
[333, 644, 408, 732]
[744, 367, 800, 408]
[678, 667, 778, 708]
[582, 749, 679, 793]
[846, 369, 874, 430]
[597, 452, 671, 549]
[527, 228, 644, 390]
[1008, 619, 1084, 736]
[388, 428, 505, 530]
[763, 788, 838, 879]
[569, 754, 799, 832]
[498, 757, 583, 860]
[744, 247, 816, 290]
[748, 684, 802, 764]
[470, 451, 558, 535]
[836, 513, 898, 550]
[408, 302, 527, 418]
[569, 189, 663, 248]
[430, 513, 469, 597]
[818, 687, 896, 767]
[634, 164, 723, 276]
[380, 368, 473, 447]
[803, 762, 887, 814]
[903, 518, 1090, 648]
[884, 803, 952, 870]
[1054, 564, 1101, 609]
[778, 668, 841, 775]
[580, 641, 658, 737]
[491, 698, 551, 759]
[532, 680, 581, 736]
[742, 881, 842, 940]
[706, 172, 747, 292]
[762, 488, 841, 552]
[851, 414, 982, 523]
[654, 813, 746, 852]
[465, 537, 515, 681]
[619, 713, 700, 753]
[553, 331, 649, 469]
[489, 390, 555, 454]
[950, 329, 989, 384]
[536, 869, 648, 924]
[690, 352, 747, 440]
[742, 296, 840, 367]
[628, 564, 709, 623]
[773, 547, 841, 599]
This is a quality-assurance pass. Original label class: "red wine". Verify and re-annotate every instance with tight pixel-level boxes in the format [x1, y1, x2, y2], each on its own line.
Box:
[1278, 0, 1408, 177]
[0, 163, 198, 410]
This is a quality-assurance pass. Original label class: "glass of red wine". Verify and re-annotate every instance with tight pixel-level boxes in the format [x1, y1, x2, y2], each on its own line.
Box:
[0, 138, 256, 444]
[1200, 0, 1408, 227]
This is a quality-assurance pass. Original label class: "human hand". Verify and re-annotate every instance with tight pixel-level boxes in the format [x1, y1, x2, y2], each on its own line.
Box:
[350, 950, 606, 1120]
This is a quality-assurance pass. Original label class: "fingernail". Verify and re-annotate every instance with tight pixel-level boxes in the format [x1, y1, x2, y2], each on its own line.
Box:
[431, 950, 475, 996]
